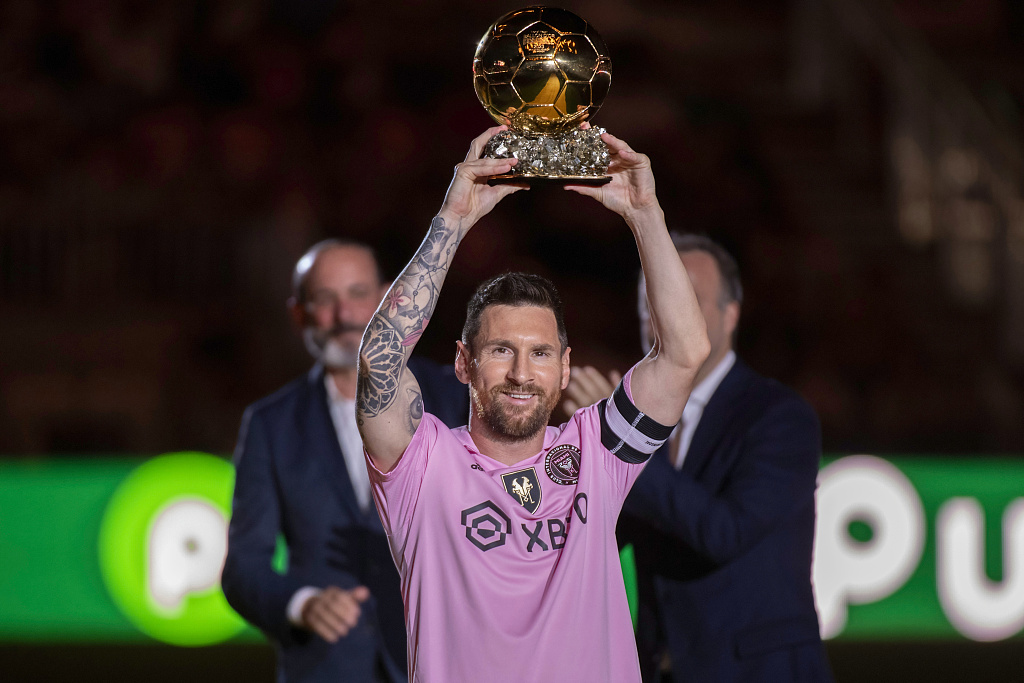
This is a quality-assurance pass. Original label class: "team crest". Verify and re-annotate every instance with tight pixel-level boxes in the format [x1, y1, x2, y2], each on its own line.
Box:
[500, 467, 542, 514]
[545, 444, 581, 485]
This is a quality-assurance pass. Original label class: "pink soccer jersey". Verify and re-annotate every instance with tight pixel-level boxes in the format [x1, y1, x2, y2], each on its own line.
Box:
[367, 379, 653, 683]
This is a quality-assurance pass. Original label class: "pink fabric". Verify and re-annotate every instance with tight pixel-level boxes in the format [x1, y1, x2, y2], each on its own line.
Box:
[367, 399, 646, 683]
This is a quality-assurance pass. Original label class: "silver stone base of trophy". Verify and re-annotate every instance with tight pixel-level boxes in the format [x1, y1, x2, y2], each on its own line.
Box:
[483, 127, 611, 185]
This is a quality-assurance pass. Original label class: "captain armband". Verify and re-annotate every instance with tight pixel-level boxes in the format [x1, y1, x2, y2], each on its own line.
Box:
[599, 381, 675, 464]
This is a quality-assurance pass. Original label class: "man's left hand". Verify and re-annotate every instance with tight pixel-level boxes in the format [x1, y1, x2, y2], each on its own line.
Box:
[565, 132, 660, 224]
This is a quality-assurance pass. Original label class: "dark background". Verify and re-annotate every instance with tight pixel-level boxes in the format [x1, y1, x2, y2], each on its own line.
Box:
[3, 0, 1024, 680]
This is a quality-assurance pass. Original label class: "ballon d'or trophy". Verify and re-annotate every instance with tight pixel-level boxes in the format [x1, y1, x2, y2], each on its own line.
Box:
[474, 7, 613, 185]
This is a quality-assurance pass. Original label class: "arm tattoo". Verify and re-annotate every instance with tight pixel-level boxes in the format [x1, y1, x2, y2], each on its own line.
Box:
[405, 387, 424, 435]
[385, 216, 462, 339]
[357, 318, 405, 416]
[358, 216, 464, 418]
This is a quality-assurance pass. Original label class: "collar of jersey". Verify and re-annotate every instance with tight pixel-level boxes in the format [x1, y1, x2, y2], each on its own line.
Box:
[452, 424, 562, 471]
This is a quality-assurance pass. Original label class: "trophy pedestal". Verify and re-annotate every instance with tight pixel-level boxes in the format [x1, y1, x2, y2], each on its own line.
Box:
[487, 174, 612, 187]
[483, 127, 611, 186]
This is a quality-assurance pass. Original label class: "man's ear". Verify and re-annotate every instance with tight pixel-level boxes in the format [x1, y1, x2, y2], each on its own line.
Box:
[454, 340, 472, 385]
[379, 280, 392, 301]
[287, 297, 305, 330]
[560, 346, 572, 390]
[724, 302, 740, 341]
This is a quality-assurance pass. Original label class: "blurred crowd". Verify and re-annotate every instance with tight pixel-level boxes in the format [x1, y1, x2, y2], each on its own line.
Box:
[2, 0, 1023, 456]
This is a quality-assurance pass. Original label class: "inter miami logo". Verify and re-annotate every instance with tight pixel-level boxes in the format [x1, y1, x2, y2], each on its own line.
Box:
[500, 467, 542, 514]
[545, 444, 581, 485]
[461, 501, 512, 551]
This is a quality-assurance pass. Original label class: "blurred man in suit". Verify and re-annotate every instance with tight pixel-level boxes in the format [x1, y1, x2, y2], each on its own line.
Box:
[563, 234, 833, 682]
[222, 239, 468, 683]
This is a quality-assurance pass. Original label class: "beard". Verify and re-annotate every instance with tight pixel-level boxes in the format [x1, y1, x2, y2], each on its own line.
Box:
[471, 381, 561, 443]
[302, 324, 361, 370]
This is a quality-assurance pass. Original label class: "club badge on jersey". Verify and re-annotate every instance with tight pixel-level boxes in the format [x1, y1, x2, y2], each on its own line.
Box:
[545, 444, 581, 485]
[501, 467, 542, 513]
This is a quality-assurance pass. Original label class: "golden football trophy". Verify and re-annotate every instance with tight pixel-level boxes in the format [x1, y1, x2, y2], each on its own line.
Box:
[473, 7, 613, 185]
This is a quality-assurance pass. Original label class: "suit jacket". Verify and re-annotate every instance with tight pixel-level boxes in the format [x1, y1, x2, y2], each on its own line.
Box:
[222, 357, 468, 683]
[619, 358, 833, 683]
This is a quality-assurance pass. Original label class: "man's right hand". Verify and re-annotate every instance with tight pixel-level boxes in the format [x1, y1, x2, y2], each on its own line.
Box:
[561, 365, 621, 418]
[437, 126, 527, 227]
[300, 585, 370, 643]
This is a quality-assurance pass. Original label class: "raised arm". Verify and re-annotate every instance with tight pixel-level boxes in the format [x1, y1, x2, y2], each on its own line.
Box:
[567, 133, 709, 425]
[357, 128, 524, 471]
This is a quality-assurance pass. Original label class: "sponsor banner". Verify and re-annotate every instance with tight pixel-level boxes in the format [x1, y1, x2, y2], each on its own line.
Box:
[816, 455, 1024, 641]
[0, 454, 258, 645]
[0, 454, 1022, 643]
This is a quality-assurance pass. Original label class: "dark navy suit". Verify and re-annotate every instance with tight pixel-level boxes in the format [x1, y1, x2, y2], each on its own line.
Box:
[619, 359, 833, 682]
[222, 357, 468, 683]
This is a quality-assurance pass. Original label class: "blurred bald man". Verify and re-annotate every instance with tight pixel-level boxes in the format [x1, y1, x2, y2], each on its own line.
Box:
[222, 239, 468, 683]
[564, 234, 832, 682]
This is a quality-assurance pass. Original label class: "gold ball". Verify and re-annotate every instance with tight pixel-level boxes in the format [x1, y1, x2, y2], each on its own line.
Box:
[473, 7, 612, 136]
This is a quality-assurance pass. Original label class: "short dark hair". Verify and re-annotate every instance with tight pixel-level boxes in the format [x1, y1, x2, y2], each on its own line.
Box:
[462, 272, 568, 352]
[292, 238, 383, 303]
[670, 232, 743, 307]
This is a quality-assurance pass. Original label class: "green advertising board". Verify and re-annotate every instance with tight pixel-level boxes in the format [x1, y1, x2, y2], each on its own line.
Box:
[0, 454, 255, 644]
[0, 453, 1022, 644]
[814, 455, 1024, 642]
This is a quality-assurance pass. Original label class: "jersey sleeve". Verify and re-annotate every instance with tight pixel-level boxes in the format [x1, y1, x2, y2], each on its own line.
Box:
[581, 364, 675, 502]
[365, 412, 442, 552]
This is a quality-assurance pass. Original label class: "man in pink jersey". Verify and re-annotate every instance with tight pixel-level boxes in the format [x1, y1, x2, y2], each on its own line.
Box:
[356, 126, 711, 682]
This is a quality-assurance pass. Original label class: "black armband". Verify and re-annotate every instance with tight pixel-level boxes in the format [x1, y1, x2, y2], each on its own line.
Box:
[599, 381, 675, 464]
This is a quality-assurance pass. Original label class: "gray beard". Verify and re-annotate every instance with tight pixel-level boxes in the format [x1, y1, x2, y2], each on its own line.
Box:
[302, 328, 358, 370]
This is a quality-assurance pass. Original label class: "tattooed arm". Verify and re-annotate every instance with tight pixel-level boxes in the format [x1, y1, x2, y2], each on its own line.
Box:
[357, 127, 526, 472]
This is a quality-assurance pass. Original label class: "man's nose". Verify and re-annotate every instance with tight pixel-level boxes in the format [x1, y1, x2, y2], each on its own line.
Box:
[331, 297, 353, 323]
[506, 353, 531, 384]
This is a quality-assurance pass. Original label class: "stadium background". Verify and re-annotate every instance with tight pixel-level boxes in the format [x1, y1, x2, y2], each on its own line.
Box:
[2, 0, 1024, 680]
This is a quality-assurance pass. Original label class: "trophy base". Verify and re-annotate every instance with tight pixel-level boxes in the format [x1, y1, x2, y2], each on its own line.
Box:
[487, 174, 612, 187]
[483, 127, 611, 185]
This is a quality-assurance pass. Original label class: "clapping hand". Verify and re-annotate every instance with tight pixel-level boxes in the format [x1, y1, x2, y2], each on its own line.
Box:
[300, 585, 370, 643]
[561, 365, 621, 419]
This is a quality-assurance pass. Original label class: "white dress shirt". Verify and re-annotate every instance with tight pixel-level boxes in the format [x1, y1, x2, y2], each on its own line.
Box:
[324, 375, 372, 512]
[671, 350, 736, 469]
[285, 374, 372, 627]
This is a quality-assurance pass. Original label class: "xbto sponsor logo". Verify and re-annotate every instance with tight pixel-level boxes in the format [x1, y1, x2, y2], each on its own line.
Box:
[460, 493, 589, 553]
[461, 501, 513, 551]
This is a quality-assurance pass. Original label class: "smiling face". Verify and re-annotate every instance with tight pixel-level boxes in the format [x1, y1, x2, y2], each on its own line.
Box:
[292, 245, 386, 369]
[456, 304, 571, 444]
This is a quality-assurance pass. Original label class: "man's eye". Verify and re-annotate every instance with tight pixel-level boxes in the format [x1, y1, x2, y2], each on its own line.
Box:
[310, 294, 336, 309]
